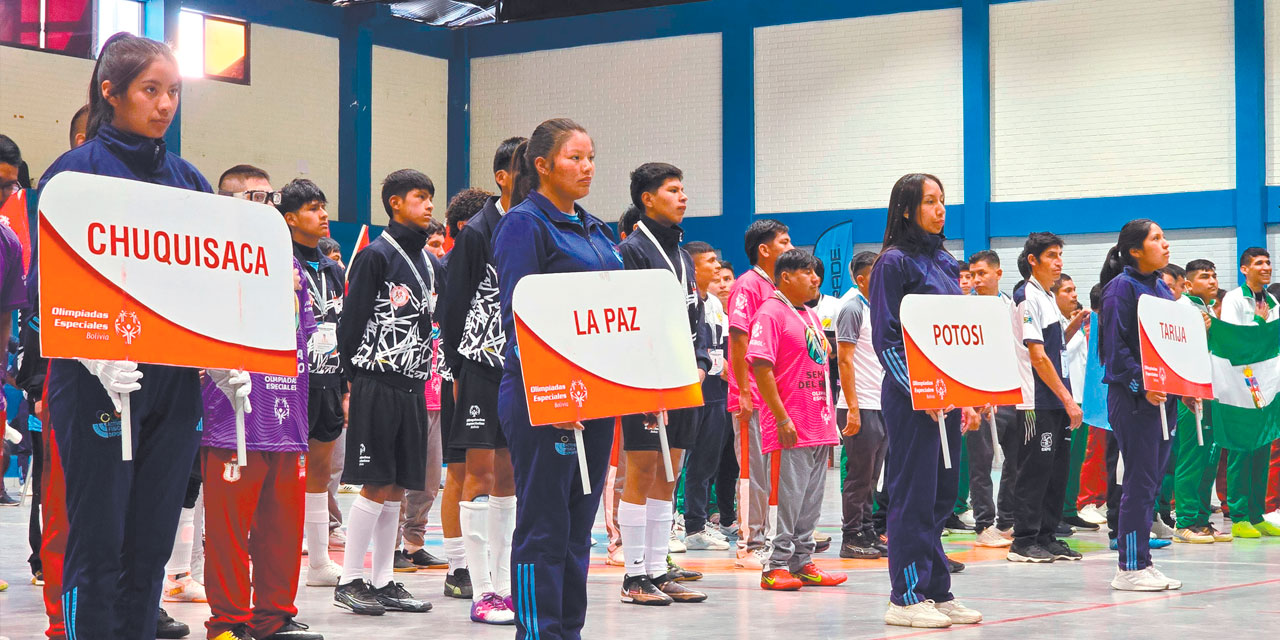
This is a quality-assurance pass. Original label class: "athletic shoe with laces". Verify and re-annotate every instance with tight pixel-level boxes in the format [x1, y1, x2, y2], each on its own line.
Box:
[975, 527, 1013, 548]
[261, 618, 324, 639]
[408, 549, 448, 569]
[333, 579, 386, 615]
[958, 510, 976, 528]
[1149, 537, 1172, 549]
[815, 538, 832, 554]
[840, 533, 881, 559]
[684, 529, 731, 550]
[1150, 518, 1176, 539]
[653, 573, 708, 602]
[1063, 515, 1100, 531]
[31, 570, 43, 586]
[620, 574, 673, 605]
[703, 526, 729, 542]
[1111, 567, 1169, 591]
[212, 624, 253, 640]
[374, 581, 431, 612]
[444, 568, 473, 599]
[1146, 566, 1182, 590]
[719, 521, 740, 539]
[948, 558, 965, 573]
[470, 592, 515, 624]
[156, 607, 190, 639]
[1207, 523, 1233, 542]
[997, 527, 1013, 541]
[943, 514, 973, 534]
[884, 600, 952, 628]
[339, 484, 359, 494]
[1054, 522, 1075, 537]
[606, 546, 625, 566]
[814, 530, 832, 544]
[1255, 520, 1280, 536]
[328, 528, 346, 549]
[760, 568, 803, 591]
[1231, 520, 1261, 538]
[666, 557, 703, 581]
[1007, 542, 1054, 563]
[1079, 503, 1108, 525]
[792, 562, 847, 586]
[1173, 527, 1214, 544]
[668, 529, 687, 553]
[934, 599, 983, 624]
[393, 550, 419, 573]
[306, 561, 343, 587]
[163, 572, 208, 602]
[734, 549, 764, 570]
[1043, 539, 1082, 561]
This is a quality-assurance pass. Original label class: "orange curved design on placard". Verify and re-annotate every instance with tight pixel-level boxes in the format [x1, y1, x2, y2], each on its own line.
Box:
[1139, 323, 1214, 399]
[39, 215, 296, 375]
[903, 328, 1022, 410]
[514, 313, 702, 426]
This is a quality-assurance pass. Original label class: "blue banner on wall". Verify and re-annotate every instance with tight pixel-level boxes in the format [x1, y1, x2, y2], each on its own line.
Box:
[813, 221, 854, 299]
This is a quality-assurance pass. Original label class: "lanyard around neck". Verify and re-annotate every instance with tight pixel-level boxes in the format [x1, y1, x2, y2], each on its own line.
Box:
[771, 291, 832, 408]
[637, 219, 686, 290]
[383, 233, 435, 312]
[303, 266, 327, 315]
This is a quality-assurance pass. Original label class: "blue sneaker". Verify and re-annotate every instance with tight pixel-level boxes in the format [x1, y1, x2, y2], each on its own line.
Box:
[1109, 538, 1172, 550]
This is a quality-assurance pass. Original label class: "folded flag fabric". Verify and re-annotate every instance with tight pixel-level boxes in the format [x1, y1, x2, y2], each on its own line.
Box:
[1082, 311, 1111, 431]
[1206, 316, 1280, 452]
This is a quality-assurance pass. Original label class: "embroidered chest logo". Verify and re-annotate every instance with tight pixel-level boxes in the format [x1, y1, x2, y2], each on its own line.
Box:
[390, 284, 411, 308]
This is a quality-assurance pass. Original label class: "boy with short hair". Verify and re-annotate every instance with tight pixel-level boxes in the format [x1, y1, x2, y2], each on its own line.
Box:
[966, 251, 1017, 547]
[334, 169, 439, 616]
[750, 250, 846, 591]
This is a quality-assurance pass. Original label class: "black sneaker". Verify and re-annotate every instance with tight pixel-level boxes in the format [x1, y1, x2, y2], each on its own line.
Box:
[815, 538, 831, 553]
[334, 579, 386, 615]
[373, 581, 432, 612]
[839, 533, 881, 559]
[444, 567, 473, 599]
[620, 574, 673, 606]
[1062, 515, 1100, 531]
[1055, 522, 1076, 537]
[213, 624, 253, 640]
[1007, 542, 1055, 563]
[262, 618, 324, 640]
[0, 493, 17, 506]
[393, 550, 419, 573]
[666, 556, 702, 582]
[651, 572, 708, 603]
[408, 549, 448, 569]
[1043, 539, 1083, 561]
[872, 532, 889, 554]
[947, 557, 965, 573]
[156, 607, 191, 639]
[944, 514, 973, 533]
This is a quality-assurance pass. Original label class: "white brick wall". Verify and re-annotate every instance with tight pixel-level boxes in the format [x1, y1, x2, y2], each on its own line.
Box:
[990, 0, 1235, 201]
[469, 34, 722, 222]
[991, 229, 1237, 301]
[371, 46, 448, 226]
[0, 47, 95, 181]
[182, 25, 341, 216]
[1266, 0, 1280, 185]
[754, 9, 964, 213]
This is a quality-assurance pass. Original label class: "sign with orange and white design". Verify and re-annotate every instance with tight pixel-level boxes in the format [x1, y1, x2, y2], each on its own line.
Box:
[513, 269, 703, 426]
[1138, 294, 1213, 398]
[901, 294, 1024, 410]
[38, 172, 297, 375]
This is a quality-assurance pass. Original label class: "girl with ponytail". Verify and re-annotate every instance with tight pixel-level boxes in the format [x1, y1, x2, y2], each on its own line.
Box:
[1095, 219, 1185, 591]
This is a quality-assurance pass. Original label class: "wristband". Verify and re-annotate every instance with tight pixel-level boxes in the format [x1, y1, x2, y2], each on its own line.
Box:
[777, 417, 793, 429]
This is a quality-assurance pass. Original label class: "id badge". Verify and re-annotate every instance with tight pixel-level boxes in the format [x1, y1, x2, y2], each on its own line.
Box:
[709, 348, 726, 376]
[311, 322, 338, 355]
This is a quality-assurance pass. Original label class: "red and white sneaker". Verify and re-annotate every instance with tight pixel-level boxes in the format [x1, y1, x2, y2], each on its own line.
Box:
[760, 568, 803, 591]
[163, 573, 207, 603]
[792, 563, 847, 587]
[470, 592, 515, 625]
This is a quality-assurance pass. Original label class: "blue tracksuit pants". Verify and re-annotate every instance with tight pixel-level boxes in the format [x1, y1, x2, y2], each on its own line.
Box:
[1108, 384, 1175, 571]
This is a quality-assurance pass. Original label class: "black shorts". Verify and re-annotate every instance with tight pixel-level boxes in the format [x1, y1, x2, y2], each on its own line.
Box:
[622, 406, 700, 452]
[341, 373, 428, 491]
[439, 378, 465, 465]
[307, 385, 345, 443]
[449, 361, 507, 451]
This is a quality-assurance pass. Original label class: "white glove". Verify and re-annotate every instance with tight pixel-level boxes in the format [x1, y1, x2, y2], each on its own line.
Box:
[78, 359, 143, 413]
[208, 369, 253, 414]
[4, 424, 20, 444]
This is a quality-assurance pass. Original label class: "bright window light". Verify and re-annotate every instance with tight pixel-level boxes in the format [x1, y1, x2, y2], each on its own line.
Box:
[96, 0, 144, 55]
[177, 9, 206, 78]
[176, 9, 248, 83]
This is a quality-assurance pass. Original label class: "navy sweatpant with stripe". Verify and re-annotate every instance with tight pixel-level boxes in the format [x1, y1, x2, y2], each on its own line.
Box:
[1108, 384, 1174, 571]
[500, 374, 614, 640]
[882, 385, 961, 607]
[49, 361, 203, 640]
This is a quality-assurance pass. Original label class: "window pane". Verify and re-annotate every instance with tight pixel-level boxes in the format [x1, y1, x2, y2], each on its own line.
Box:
[44, 0, 92, 56]
[176, 10, 204, 78]
[203, 17, 244, 81]
[96, 0, 143, 55]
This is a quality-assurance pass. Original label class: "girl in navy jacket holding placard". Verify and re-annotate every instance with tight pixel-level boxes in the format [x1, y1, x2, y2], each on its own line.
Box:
[494, 119, 624, 640]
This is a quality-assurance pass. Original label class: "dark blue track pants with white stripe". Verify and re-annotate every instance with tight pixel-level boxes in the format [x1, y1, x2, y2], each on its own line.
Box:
[500, 374, 614, 640]
[1108, 385, 1174, 571]
[882, 385, 961, 607]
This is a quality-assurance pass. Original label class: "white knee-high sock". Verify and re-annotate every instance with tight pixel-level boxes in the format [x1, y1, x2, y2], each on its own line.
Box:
[305, 492, 331, 568]
[165, 507, 195, 576]
[618, 500, 647, 577]
[190, 492, 205, 583]
[444, 537, 466, 575]
[340, 496, 383, 584]
[460, 500, 494, 599]
[645, 498, 673, 578]
[488, 495, 516, 598]
[370, 500, 401, 588]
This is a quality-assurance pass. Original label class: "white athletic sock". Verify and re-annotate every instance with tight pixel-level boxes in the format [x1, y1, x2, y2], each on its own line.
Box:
[443, 537, 467, 575]
[645, 498, 673, 578]
[460, 500, 494, 599]
[305, 492, 331, 568]
[370, 500, 401, 588]
[165, 507, 195, 576]
[340, 496, 383, 584]
[618, 500, 647, 577]
[488, 495, 516, 598]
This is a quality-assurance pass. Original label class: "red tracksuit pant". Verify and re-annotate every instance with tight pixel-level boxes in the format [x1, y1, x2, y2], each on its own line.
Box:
[1077, 426, 1109, 509]
[1266, 440, 1280, 513]
[201, 447, 304, 639]
[40, 407, 67, 640]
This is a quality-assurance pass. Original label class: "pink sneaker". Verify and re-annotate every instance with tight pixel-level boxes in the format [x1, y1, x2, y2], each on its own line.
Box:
[504, 595, 514, 611]
[470, 592, 515, 625]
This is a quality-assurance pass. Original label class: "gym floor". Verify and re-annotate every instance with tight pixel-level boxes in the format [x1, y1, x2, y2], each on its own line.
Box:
[2, 471, 1277, 639]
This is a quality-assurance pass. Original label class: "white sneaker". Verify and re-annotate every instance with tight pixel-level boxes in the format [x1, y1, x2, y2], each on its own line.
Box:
[1111, 567, 1169, 591]
[934, 599, 982, 624]
[884, 600, 952, 628]
[975, 527, 1013, 548]
[1150, 518, 1175, 540]
[162, 573, 207, 603]
[306, 560, 343, 587]
[1147, 566, 1182, 590]
[1264, 510, 1280, 528]
[329, 528, 347, 549]
[685, 530, 731, 551]
[734, 551, 764, 570]
[668, 530, 687, 553]
[704, 526, 729, 542]
[1079, 504, 1108, 526]
[957, 510, 976, 528]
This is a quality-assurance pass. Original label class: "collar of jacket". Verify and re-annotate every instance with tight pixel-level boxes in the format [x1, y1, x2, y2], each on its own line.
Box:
[95, 123, 167, 175]
[637, 216, 684, 248]
[527, 191, 594, 228]
[385, 220, 429, 253]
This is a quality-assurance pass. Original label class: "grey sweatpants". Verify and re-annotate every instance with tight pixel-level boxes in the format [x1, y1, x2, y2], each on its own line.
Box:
[964, 408, 1010, 532]
[769, 445, 830, 571]
[839, 408, 887, 539]
[399, 410, 443, 548]
[735, 410, 772, 552]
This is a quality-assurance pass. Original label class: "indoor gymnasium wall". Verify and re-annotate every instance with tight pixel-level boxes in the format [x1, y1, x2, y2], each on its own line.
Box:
[369, 45, 448, 227]
[468, 33, 723, 223]
[1266, 0, 1280, 185]
[752, 9, 964, 214]
[0, 46, 96, 183]
[181, 24, 342, 217]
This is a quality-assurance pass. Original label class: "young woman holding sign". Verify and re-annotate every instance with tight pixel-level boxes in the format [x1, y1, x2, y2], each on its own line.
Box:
[1097, 219, 1184, 591]
[868, 173, 982, 629]
[36, 33, 251, 640]
[493, 119, 624, 640]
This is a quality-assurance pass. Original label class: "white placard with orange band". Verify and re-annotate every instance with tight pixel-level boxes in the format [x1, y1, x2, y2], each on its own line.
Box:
[901, 294, 1023, 468]
[1138, 294, 1213, 441]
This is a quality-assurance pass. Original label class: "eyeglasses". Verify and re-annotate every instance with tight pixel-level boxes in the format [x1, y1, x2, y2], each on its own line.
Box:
[218, 189, 282, 205]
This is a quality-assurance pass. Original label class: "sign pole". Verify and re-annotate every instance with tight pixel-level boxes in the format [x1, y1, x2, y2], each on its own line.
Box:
[657, 411, 675, 482]
[939, 412, 952, 469]
[1195, 402, 1204, 446]
[235, 399, 248, 467]
[1117, 453, 1125, 485]
[575, 428, 591, 495]
[1159, 400, 1169, 441]
[120, 392, 133, 461]
[989, 409, 1003, 468]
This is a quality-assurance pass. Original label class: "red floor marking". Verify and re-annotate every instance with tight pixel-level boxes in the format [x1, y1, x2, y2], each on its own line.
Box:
[867, 578, 1280, 639]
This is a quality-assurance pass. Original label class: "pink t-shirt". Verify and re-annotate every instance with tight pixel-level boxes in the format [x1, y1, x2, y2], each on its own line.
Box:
[727, 268, 776, 413]
[745, 297, 838, 454]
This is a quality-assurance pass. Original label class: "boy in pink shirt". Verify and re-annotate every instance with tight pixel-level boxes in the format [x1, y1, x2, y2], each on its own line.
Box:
[747, 250, 846, 591]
